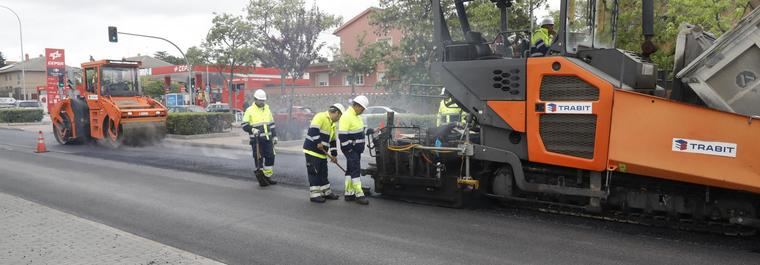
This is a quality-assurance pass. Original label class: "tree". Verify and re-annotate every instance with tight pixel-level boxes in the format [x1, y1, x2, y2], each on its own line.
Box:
[247, 0, 341, 97]
[0, 52, 6, 68]
[153, 51, 185, 65]
[447, 0, 547, 41]
[247, 0, 340, 138]
[204, 13, 257, 113]
[330, 33, 390, 95]
[614, 0, 751, 72]
[371, 0, 542, 94]
[374, 0, 751, 85]
[371, 0, 436, 94]
[141, 76, 179, 100]
[185, 46, 208, 66]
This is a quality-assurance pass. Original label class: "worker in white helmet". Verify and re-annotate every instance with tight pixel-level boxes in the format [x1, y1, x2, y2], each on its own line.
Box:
[530, 17, 556, 57]
[337, 95, 370, 205]
[303, 103, 345, 203]
[437, 87, 464, 127]
[242, 89, 278, 186]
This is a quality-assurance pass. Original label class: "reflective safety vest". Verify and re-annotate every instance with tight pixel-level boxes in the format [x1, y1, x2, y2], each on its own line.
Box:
[303, 111, 337, 159]
[530, 27, 552, 57]
[437, 98, 464, 126]
[242, 104, 276, 140]
[338, 107, 365, 154]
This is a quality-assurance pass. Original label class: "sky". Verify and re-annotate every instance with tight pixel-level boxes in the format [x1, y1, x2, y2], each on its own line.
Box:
[0, 0, 378, 67]
[0, 0, 558, 67]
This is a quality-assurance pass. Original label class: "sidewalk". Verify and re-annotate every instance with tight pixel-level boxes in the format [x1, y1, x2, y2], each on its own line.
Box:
[0, 122, 304, 155]
[0, 192, 224, 265]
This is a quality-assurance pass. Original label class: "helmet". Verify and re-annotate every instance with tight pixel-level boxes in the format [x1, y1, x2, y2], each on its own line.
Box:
[254, 89, 267, 100]
[331, 103, 345, 114]
[540, 17, 554, 26]
[440, 87, 446, 95]
[352, 95, 369, 109]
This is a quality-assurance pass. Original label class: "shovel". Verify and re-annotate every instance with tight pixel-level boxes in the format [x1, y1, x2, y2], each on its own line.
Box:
[321, 146, 346, 173]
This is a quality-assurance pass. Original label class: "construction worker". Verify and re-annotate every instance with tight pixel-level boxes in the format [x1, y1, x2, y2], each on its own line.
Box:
[338, 95, 370, 205]
[242, 89, 278, 187]
[437, 87, 464, 127]
[530, 17, 556, 57]
[303, 103, 345, 203]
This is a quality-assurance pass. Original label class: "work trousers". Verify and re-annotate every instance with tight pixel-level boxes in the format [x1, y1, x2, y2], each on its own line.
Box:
[251, 137, 275, 177]
[305, 154, 333, 198]
[344, 150, 364, 197]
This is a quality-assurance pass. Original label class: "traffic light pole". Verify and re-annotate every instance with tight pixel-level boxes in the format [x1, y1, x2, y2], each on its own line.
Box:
[113, 31, 194, 105]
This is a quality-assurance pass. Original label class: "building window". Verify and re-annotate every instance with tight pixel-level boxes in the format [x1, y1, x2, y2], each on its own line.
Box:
[376, 72, 386, 83]
[377, 37, 392, 46]
[316, 73, 329, 86]
[344, 74, 364, 86]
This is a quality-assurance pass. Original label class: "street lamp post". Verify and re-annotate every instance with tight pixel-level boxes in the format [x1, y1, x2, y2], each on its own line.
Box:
[0, 5, 26, 100]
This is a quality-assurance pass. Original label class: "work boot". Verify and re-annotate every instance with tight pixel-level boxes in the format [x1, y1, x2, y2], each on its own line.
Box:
[323, 193, 340, 200]
[344, 195, 356, 202]
[265, 177, 277, 185]
[355, 196, 369, 205]
[255, 170, 269, 187]
[310, 196, 326, 203]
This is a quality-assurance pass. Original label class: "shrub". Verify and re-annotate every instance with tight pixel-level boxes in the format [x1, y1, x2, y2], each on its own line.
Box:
[0, 108, 44, 123]
[167, 112, 234, 135]
[205, 112, 234, 133]
[167, 113, 209, 135]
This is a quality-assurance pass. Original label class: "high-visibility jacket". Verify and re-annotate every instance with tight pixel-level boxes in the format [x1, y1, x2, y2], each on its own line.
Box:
[303, 111, 337, 159]
[338, 107, 365, 154]
[530, 28, 552, 57]
[242, 104, 276, 140]
[437, 98, 464, 126]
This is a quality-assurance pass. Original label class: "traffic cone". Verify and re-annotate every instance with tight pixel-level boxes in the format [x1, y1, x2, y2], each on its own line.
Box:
[35, 130, 48, 153]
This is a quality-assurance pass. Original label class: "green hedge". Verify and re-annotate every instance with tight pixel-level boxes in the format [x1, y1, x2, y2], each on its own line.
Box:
[0, 108, 43, 123]
[364, 114, 437, 129]
[167, 112, 233, 135]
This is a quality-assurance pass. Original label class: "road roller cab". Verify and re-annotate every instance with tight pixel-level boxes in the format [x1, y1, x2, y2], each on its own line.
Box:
[50, 59, 168, 147]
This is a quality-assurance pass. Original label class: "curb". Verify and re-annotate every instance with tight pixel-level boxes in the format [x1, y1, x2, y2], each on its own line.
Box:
[0, 126, 23, 131]
[0, 121, 50, 126]
[167, 132, 240, 140]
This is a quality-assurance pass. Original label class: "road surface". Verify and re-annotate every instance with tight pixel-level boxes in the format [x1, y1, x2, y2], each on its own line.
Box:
[0, 128, 758, 265]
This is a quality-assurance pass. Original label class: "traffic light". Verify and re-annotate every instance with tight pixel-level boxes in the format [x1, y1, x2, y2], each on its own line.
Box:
[57, 75, 65, 89]
[108, 26, 118, 43]
[190, 78, 195, 89]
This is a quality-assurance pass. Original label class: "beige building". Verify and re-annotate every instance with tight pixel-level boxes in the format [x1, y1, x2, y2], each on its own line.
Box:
[0, 55, 79, 99]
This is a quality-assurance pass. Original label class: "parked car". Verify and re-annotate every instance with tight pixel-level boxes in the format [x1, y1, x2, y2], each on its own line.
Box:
[364, 106, 407, 114]
[273, 106, 315, 140]
[168, 105, 206, 113]
[363, 106, 407, 128]
[206, 103, 231, 113]
[16, 100, 42, 109]
[232, 108, 244, 123]
[0, 97, 16, 109]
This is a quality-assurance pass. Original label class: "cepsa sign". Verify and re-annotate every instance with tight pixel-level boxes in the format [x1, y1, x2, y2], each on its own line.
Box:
[45, 48, 65, 68]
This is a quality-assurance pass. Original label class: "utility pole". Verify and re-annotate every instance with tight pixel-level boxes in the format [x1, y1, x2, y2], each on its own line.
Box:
[1, 5, 26, 100]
